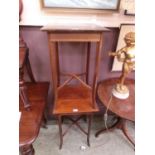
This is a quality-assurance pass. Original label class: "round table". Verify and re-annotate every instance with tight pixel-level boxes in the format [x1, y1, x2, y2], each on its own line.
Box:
[95, 78, 135, 147]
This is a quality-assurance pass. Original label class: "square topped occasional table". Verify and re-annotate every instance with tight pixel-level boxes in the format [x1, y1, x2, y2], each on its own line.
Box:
[41, 23, 109, 149]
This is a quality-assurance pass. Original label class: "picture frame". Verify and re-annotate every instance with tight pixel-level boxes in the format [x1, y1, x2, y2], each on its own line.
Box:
[40, 0, 121, 14]
[122, 0, 135, 16]
[111, 24, 135, 71]
[124, 9, 135, 16]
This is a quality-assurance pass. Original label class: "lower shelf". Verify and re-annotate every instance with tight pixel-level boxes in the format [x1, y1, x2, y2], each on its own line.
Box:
[53, 85, 99, 115]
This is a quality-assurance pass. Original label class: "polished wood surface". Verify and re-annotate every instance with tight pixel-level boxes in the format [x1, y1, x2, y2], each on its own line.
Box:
[98, 78, 135, 121]
[53, 85, 98, 115]
[19, 82, 49, 154]
[96, 78, 135, 148]
[41, 24, 109, 32]
[43, 25, 108, 149]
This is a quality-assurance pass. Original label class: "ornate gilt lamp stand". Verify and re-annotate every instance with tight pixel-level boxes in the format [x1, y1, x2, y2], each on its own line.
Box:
[109, 32, 135, 99]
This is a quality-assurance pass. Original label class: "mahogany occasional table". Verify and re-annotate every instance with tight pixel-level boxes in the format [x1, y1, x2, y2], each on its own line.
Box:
[41, 23, 109, 149]
[95, 78, 135, 148]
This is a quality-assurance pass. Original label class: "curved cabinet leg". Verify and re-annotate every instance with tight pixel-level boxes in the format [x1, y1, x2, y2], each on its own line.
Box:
[20, 144, 34, 155]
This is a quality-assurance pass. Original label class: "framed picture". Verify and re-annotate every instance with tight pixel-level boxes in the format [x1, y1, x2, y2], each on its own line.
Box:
[123, 0, 135, 16]
[124, 9, 135, 16]
[41, 0, 121, 13]
[111, 24, 135, 71]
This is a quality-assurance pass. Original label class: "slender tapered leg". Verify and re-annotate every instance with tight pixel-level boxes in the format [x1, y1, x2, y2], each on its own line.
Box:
[87, 115, 92, 147]
[92, 34, 103, 108]
[85, 42, 90, 84]
[58, 116, 63, 149]
[55, 42, 60, 87]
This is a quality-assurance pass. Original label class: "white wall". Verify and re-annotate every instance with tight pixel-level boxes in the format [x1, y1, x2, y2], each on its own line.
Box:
[20, 0, 135, 27]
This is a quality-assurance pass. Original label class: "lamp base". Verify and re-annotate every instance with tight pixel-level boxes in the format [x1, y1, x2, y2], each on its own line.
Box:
[112, 84, 129, 99]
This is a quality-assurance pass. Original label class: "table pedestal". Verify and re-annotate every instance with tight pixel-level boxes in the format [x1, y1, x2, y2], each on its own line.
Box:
[95, 117, 135, 147]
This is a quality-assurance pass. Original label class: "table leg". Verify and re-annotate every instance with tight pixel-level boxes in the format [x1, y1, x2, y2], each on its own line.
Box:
[57, 115, 93, 149]
[95, 117, 135, 149]
[122, 119, 135, 147]
[87, 114, 92, 147]
[95, 117, 120, 137]
[20, 144, 34, 155]
[58, 116, 63, 149]
[85, 42, 90, 84]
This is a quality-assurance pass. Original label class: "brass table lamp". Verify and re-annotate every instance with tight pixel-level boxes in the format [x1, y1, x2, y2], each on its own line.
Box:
[109, 32, 135, 99]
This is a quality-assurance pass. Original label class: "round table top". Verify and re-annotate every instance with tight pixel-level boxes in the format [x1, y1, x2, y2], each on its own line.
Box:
[98, 78, 135, 121]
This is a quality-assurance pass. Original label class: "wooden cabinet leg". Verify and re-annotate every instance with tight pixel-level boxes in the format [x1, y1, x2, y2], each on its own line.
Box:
[20, 144, 34, 155]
